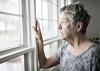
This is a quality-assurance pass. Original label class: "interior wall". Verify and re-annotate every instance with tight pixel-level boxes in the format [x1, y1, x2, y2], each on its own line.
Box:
[73, 0, 100, 38]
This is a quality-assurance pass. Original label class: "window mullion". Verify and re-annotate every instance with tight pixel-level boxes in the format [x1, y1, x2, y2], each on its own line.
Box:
[28, 0, 39, 70]
[22, 0, 38, 71]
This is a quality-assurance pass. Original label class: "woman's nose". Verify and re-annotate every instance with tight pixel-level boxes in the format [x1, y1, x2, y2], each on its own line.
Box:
[58, 24, 62, 30]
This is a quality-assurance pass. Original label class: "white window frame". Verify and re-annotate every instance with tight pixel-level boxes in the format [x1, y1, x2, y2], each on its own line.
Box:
[0, 0, 66, 71]
[0, 0, 37, 71]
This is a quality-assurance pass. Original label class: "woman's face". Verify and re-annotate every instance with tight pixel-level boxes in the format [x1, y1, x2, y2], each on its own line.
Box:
[58, 14, 76, 40]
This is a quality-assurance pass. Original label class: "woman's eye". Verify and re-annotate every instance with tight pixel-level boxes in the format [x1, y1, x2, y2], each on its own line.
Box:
[62, 21, 65, 23]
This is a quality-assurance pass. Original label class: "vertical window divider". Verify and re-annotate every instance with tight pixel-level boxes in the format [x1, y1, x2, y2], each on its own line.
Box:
[29, 0, 39, 71]
[22, 0, 34, 71]
[22, 0, 38, 71]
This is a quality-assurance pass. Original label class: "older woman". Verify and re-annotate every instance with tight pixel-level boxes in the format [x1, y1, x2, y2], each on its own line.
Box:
[33, 3, 100, 71]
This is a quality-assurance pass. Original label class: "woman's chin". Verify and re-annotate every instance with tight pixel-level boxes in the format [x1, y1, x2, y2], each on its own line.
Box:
[59, 34, 68, 40]
[60, 36, 67, 40]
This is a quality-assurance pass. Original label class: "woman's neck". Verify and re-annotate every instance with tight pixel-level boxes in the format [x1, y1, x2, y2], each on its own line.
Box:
[67, 34, 88, 48]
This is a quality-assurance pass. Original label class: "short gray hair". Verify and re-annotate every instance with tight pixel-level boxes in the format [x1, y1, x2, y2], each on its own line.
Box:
[60, 3, 90, 34]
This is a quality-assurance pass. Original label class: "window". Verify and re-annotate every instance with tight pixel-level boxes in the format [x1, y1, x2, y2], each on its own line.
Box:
[0, 0, 23, 51]
[36, 0, 58, 40]
[0, 0, 35, 71]
[44, 41, 58, 58]
[0, 0, 66, 71]
[0, 56, 24, 71]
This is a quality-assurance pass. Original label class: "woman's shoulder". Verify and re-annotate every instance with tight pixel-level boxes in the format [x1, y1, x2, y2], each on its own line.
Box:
[90, 43, 100, 56]
[59, 42, 68, 52]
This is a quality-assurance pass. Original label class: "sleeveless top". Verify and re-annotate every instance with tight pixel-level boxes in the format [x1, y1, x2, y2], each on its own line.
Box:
[55, 43, 100, 71]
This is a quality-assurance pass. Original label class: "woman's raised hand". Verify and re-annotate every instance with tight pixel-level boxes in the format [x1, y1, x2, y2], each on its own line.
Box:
[33, 20, 43, 42]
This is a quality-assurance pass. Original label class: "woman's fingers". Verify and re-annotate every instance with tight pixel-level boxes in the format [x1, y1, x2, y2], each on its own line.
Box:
[36, 20, 41, 33]
[33, 27, 40, 39]
[33, 27, 38, 36]
[33, 20, 40, 33]
[32, 21, 43, 40]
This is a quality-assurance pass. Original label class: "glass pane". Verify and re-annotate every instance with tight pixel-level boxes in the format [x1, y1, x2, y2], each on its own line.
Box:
[0, 56, 24, 71]
[48, 4, 57, 21]
[36, 0, 57, 20]
[0, 0, 22, 15]
[36, 0, 42, 19]
[42, 0, 48, 20]
[38, 20, 58, 40]
[50, 0, 57, 5]
[0, 14, 23, 51]
[42, 0, 57, 20]
[44, 41, 58, 58]
[36, 0, 58, 40]
[44, 0, 57, 6]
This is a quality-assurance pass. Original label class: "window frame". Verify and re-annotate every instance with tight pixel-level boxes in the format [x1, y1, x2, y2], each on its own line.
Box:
[0, 0, 66, 71]
[0, 0, 36, 71]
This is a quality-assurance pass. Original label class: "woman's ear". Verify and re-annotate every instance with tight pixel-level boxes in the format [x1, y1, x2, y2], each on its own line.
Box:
[76, 22, 83, 32]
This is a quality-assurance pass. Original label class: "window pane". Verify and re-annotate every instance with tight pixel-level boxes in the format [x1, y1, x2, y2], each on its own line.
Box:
[48, 3, 57, 21]
[36, 0, 42, 19]
[42, 0, 48, 20]
[0, 0, 22, 15]
[42, 0, 57, 20]
[0, 56, 24, 71]
[38, 20, 58, 40]
[44, 41, 58, 58]
[0, 14, 23, 51]
[36, 0, 58, 40]
[0, 0, 23, 51]
[49, 0, 57, 5]
[36, 0, 57, 20]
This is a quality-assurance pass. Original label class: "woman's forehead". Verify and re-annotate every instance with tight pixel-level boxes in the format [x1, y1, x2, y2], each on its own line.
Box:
[59, 12, 66, 18]
[59, 12, 72, 19]
[59, 13, 73, 22]
[59, 13, 67, 21]
[59, 13, 74, 27]
[59, 16, 67, 23]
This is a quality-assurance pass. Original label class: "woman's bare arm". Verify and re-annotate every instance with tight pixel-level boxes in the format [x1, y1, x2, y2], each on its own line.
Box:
[33, 21, 59, 69]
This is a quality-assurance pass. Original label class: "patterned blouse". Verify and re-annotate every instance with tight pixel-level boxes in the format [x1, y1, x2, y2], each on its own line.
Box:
[56, 43, 100, 71]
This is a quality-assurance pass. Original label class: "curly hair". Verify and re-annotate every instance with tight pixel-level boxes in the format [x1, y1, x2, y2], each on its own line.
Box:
[60, 3, 91, 34]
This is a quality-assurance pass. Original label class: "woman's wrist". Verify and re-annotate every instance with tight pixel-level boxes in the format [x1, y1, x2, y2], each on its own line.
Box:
[36, 39, 43, 46]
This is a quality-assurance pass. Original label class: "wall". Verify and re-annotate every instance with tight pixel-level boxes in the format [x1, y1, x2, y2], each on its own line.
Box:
[73, 0, 100, 38]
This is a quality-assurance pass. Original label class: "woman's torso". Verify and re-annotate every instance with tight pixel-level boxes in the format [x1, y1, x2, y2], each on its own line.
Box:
[59, 43, 99, 71]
